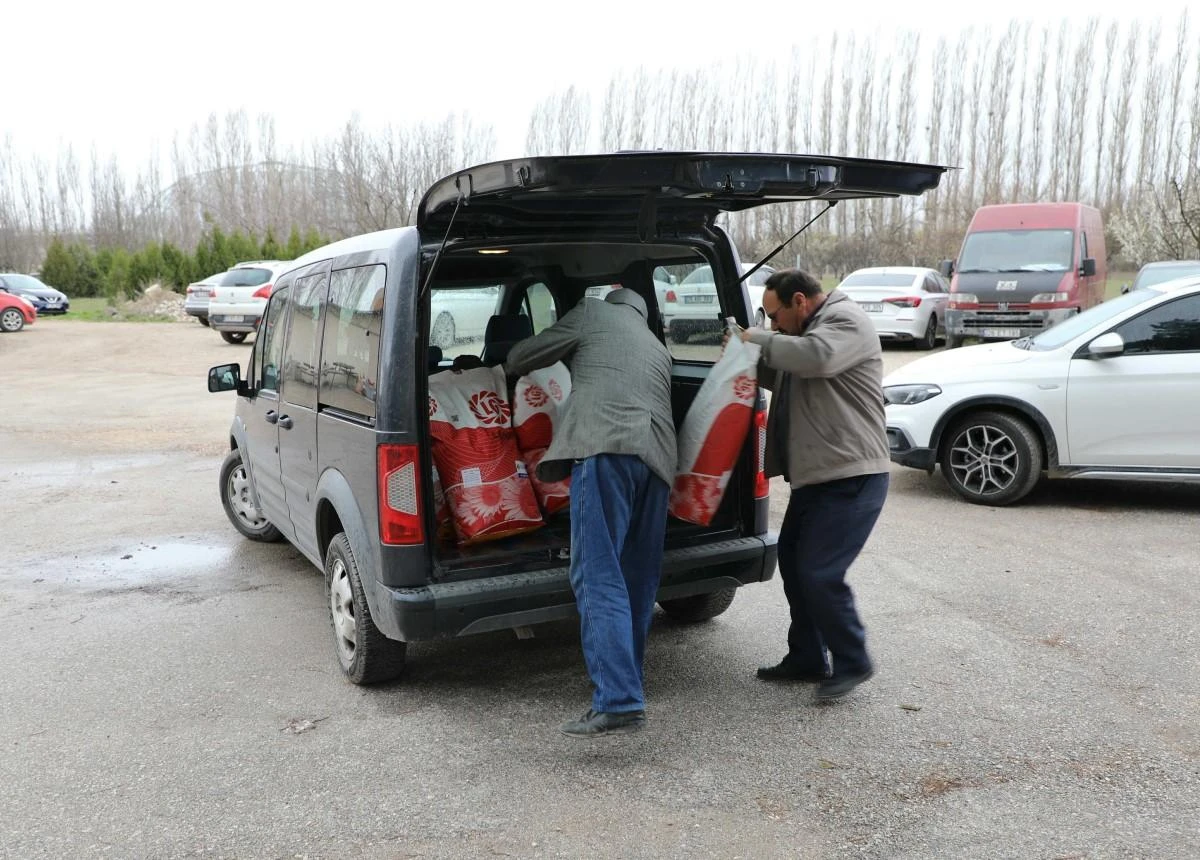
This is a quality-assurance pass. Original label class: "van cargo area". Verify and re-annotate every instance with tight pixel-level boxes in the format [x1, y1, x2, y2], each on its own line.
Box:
[423, 240, 764, 579]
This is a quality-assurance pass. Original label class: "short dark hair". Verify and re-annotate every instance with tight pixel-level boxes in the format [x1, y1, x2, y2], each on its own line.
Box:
[764, 268, 823, 306]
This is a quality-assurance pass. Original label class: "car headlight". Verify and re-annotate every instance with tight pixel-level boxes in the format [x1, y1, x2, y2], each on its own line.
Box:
[1030, 292, 1069, 303]
[884, 384, 942, 405]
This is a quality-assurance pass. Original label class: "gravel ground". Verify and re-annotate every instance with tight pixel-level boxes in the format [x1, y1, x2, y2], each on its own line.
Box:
[1, 319, 1197, 858]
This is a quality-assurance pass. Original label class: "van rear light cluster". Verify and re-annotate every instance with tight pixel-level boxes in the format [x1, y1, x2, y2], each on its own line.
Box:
[378, 444, 424, 544]
[884, 296, 922, 308]
[754, 406, 769, 499]
[252, 284, 273, 300]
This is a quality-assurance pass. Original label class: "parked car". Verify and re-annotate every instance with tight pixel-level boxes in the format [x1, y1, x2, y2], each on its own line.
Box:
[428, 286, 502, 348]
[207, 151, 946, 685]
[0, 290, 37, 332]
[940, 202, 1106, 347]
[835, 266, 950, 349]
[885, 275, 1200, 505]
[207, 261, 294, 344]
[1121, 260, 1200, 294]
[184, 274, 225, 325]
[664, 263, 775, 342]
[0, 273, 69, 314]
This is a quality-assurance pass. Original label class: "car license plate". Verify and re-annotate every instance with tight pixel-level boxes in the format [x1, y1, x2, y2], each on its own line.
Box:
[683, 295, 713, 304]
[224, 315, 245, 323]
[982, 328, 1021, 338]
[861, 302, 884, 313]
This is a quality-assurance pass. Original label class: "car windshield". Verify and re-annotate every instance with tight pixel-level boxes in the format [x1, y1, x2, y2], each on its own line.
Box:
[1025, 289, 1160, 350]
[3, 274, 49, 291]
[840, 273, 915, 287]
[958, 229, 1075, 273]
[1133, 263, 1200, 289]
[215, 267, 273, 287]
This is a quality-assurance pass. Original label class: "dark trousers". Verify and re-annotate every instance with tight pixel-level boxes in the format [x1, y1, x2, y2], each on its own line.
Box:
[776, 472, 889, 677]
[569, 454, 669, 713]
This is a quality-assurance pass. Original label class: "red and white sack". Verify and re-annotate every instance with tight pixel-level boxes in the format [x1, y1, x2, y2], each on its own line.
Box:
[669, 335, 761, 525]
[428, 366, 544, 545]
[512, 362, 572, 515]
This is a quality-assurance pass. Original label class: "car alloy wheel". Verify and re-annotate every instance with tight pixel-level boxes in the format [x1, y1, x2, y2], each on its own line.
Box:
[1, 308, 25, 332]
[940, 410, 1043, 506]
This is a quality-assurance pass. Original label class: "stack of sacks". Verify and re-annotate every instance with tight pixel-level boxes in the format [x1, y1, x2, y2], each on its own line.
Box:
[669, 335, 761, 525]
[428, 366, 544, 544]
[511, 362, 572, 515]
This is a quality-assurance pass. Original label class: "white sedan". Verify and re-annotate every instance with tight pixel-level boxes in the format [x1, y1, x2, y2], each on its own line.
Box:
[884, 276, 1200, 505]
[836, 266, 949, 349]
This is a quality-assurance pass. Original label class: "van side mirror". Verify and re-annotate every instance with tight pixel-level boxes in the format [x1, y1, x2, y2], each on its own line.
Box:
[1086, 332, 1124, 358]
[938, 259, 954, 278]
[1080, 258, 1097, 277]
[208, 362, 245, 393]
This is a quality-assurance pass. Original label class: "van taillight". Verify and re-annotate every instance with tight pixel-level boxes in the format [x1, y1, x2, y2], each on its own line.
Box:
[378, 444, 424, 545]
[252, 284, 273, 300]
[754, 406, 769, 500]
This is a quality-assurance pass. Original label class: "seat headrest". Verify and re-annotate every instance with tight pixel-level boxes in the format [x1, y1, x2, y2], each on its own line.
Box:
[484, 314, 534, 343]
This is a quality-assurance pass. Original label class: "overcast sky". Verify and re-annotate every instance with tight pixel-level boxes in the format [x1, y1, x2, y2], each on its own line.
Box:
[4, 0, 1192, 165]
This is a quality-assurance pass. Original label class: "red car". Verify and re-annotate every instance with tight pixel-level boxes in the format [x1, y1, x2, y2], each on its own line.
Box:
[0, 289, 37, 332]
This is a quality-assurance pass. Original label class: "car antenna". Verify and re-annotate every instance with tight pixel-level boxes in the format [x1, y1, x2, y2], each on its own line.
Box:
[737, 201, 838, 285]
[419, 189, 466, 300]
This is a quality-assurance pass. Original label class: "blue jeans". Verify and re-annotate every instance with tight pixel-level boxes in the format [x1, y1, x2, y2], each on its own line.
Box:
[776, 473, 889, 677]
[569, 454, 669, 714]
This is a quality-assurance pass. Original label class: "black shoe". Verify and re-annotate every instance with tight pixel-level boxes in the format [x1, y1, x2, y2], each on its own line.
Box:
[560, 708, 646, 738]
[756, 660, 830, 683]
[814, 667, 875, 701]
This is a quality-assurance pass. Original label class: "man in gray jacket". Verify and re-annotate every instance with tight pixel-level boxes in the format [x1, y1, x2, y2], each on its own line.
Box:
[733, 268, 889, 701]
[505, 288, 676, 737]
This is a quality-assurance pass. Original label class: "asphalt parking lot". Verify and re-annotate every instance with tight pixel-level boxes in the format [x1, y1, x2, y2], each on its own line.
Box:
[2, 320, 1197, 858]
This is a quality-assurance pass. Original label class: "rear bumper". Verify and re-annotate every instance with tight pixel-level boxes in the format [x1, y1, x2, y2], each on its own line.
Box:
[209, 313, 261, 332]
[373, 534, 778, 642]
[184, 304, 209, 318]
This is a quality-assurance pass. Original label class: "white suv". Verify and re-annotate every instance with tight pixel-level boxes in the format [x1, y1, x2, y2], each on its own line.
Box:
[208, 261, 294, 344]
[884, 277, 1200, 505]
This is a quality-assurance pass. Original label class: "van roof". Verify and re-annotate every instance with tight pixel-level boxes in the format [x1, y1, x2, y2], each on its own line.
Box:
[968, 202, 1098, 231]
[287, 227, 415, 273]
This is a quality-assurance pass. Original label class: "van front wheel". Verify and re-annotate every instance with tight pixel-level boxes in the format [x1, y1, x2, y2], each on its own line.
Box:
[219, 449, 282, 542]
[326, 533, 407, 685]
[659, 587, 737, 623]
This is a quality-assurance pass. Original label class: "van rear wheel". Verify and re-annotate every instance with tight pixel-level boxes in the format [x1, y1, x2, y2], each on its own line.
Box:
[659, 587, 737, 622]
[326, 533, 407, 685]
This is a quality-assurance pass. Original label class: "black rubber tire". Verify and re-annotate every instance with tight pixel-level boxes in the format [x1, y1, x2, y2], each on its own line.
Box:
[326, 533, 407, 685]
[219, 449, 283, 542]
[917, 315, 938, 350]
[659, 587, 737, 623]
[431, 313, 456, 349]
[0, 308, 25, 332]
[220, 331, 248, 344]
[198, 316, 210, 327]
[945, 334, 964, 349]
[939, 410, 1043, 506]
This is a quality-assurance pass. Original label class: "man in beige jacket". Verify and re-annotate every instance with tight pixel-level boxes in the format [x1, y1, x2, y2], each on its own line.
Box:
[733, 268, 889, 701]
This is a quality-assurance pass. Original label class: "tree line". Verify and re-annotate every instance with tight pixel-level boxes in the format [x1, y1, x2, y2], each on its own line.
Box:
[2, 13, 1197, 293]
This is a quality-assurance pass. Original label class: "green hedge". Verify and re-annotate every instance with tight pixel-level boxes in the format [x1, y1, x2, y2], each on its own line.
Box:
[39, 226, 332, 298]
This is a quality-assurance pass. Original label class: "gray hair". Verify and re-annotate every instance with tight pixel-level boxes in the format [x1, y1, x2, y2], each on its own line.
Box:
[603, 287, 648, 319]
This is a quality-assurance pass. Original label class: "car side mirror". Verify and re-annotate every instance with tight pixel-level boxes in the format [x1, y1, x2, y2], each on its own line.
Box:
[1080, 258, 1097, 277]
[938, 259, 954, 278]
[1087, 332, 1125, 358]
[208, 362, 245, 393]
[1120, 282, 1131, 294]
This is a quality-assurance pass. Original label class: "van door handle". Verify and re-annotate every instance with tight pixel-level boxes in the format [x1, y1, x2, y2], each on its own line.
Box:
[277, 415, 294, 430]
[264, 410, 278, 424]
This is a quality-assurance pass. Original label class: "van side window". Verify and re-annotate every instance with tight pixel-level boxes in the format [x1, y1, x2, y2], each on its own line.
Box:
[320, 265, 386, 418]
[1113, 295, 1200, 355]
[282, 271, 328, 409]
[255, 286, 291, 393]
[520, 282, 556, 334]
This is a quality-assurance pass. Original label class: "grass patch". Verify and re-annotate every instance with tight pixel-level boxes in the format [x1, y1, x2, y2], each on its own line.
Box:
[57, 296, 177, 322]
